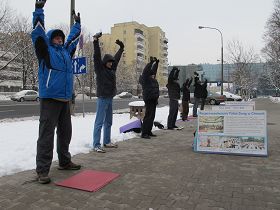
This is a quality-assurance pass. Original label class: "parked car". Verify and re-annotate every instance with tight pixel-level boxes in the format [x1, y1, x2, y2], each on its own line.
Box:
[117, 92, 133, 99]
[190, 92, 226, 105]
[10, 90, 39, 102]
[207, 92, 227, 105]
[217, 91, 242, 101]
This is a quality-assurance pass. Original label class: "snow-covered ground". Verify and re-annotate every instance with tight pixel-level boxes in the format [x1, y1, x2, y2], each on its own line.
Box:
[270, 96, 280, 103]
[0, 95, 11, 101]
[0, 106, 192, 177]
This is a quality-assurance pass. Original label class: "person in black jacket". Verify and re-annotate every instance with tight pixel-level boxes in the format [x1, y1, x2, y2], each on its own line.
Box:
[181, 77, 192, 121]
[167, 67, 181, 129]
[92, 32, 124, 153]
[141, 57, 160, 139]
[200, 79, 208, 110]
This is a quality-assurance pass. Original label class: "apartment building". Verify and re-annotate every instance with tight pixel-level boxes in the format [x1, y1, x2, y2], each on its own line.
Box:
[99, 21, 168, 86]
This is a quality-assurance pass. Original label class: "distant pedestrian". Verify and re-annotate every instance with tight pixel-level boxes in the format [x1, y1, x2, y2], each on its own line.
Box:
[31, 0, 82, 184]
[92, 32, 124, 153]
[140, 57, 160, 139]
[181, 77, 192, 121]
[167, 67, 181, 129]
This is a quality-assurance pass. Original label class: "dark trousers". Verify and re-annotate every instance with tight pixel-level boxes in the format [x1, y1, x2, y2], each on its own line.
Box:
[201, 98, 206, 110]
[142, 99, 157, 135]
[167, 99, 178, 128]
[181, 100, 189, 120]
[36, 99, 72, 175]
[193, 97, 200, 116]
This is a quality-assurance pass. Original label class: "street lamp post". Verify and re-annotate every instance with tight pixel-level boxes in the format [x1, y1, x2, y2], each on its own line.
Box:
[198, 26, 224, 95]
[70, 0, 75, 27]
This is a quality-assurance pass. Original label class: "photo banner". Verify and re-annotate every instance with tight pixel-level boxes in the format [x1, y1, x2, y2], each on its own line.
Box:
[194, 110, 268, 157]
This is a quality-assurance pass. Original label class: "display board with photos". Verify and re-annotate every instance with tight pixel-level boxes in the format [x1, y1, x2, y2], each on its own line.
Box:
[193, 110, 268, 157]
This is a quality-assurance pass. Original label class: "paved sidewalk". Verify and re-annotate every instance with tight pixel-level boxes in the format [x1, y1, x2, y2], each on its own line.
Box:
[0, 98, 280, 210]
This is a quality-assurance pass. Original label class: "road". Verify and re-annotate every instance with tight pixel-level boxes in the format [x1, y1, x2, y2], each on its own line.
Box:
[0, 97, 169, 120]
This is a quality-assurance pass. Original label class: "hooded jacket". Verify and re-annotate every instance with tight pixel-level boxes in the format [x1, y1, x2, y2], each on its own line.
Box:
[93, 39, 124, 98]
[141, 60, 159, 101]
[194, 77, 203, 98]
[201, 79, 208, 99]
[167, 67, 181, 100]
[31, 8, 81, 100]
[182, 78, 193, 101]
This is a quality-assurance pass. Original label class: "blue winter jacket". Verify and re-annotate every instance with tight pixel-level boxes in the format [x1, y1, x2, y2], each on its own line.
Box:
[31, 8, 81, 100]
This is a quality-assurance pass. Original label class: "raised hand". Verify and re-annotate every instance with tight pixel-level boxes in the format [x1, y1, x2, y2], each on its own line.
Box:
[93, 32, 102, 40]
[35, 0, 47, 9]
[153, 57, 159, 63]
[115, 39, 124, 49]
[72, 10, 81, 24]
[150, 56, 155, 63]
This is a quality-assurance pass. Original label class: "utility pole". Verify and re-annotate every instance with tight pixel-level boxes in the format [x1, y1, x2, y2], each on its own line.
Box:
[198, 26, 224, 95]
[70, 0, 75, 27]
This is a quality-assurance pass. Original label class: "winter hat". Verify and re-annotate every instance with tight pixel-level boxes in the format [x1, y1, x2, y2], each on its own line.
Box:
[102, 54, 115, 64]
[49, 29, 65, 43]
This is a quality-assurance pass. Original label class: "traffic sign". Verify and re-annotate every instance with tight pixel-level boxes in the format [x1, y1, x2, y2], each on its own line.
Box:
[72, 57, 87, 74]
[217, 81, 221, 86]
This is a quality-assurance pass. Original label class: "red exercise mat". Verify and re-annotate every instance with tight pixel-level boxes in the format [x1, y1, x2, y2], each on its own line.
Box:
[55, 169, 120, 192]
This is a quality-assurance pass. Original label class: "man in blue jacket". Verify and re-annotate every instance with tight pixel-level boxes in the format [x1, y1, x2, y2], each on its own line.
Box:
[31, 0, 82, 184]
[92, 32, 124, 153]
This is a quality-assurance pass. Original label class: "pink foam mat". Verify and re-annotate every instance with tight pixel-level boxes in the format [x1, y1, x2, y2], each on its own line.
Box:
[55, 169, 120, 192]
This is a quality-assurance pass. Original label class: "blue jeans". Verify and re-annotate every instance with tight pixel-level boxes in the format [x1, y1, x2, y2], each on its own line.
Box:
[93, 98, 113, 148]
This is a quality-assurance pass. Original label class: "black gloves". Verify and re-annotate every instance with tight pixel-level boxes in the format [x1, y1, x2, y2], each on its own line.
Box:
[35, 0, 46, 9]
[172, 67, 180, 80]
[153, 57, 159, 64]
[72, 10, 81, 24]
[115, 39, 124, 49]
[93, 32, 102, 40]
[149, 56, 159, 64]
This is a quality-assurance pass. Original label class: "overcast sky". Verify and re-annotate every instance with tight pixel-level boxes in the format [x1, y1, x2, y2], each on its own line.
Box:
[6, 0, 274, 65]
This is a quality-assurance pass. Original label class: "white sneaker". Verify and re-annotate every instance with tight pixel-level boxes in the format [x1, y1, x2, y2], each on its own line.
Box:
[94, 147, 106, 153]
[104, 143, 118, 148]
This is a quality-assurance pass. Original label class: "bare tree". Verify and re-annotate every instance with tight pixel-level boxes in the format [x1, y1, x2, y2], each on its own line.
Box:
[226, 39, 259, 100]
[0, 0, 15, 50]
[116, 60, 137, 93]
[262, 0, 280, 95]
[11, 16, 38, 89]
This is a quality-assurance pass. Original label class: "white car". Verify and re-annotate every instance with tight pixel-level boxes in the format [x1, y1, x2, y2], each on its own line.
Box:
[217, 91, 242, 101]
[10, 90, 39, 102]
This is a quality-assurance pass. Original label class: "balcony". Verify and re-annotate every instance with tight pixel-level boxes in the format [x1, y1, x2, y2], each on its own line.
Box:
[162, 52, 168, 57]
[136, 36, 144, 43]
[137, 52, 145, 61]
[135, 29, 145, 40]
[136, 47, 145, 54]
[136, 41, 144, 47]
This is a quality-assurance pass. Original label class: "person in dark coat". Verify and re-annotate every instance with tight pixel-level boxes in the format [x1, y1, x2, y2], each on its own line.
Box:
[200, 79, 208, 110]
[140, 57, 160, 139]
[192, 72, 202, 117]
[31, 0, 82, 184]
[181, 77, 192, 121]
[92, 32, 124, 153]
[167, 67, 181, 129]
